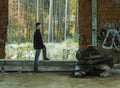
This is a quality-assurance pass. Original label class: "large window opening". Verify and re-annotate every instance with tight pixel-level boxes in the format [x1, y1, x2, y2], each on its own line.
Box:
[6, 0, 79, 60]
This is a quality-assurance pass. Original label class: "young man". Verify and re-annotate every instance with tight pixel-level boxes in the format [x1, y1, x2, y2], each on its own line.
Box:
[33, 22, 50, 71]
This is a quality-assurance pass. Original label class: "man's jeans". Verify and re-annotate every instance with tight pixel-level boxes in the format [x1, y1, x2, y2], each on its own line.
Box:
[34, 45, 47, 70]
[34, 49, 41, 70]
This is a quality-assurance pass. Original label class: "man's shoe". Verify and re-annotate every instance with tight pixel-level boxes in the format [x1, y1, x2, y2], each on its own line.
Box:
[44, 57, 50, 60]
[34, 68, 38, 72]
[34, 69, 39, 73]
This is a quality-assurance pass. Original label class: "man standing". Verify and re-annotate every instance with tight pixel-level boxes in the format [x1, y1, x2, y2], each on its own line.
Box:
[33, 22, 50, 71]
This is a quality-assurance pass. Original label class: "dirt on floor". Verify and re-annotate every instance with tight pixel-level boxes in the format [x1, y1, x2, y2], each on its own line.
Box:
[0, 72, 120, 88]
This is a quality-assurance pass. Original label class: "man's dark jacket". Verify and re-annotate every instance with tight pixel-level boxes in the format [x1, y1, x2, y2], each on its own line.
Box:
[34, 29, 44, 49]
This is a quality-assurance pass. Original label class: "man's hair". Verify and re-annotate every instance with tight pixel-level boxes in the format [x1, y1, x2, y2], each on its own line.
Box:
[36, 22, 41, 27]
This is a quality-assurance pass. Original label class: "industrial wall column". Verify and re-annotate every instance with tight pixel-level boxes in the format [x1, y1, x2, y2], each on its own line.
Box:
[78, 0, 92, 49]
[0, 0, 8, 59]
[92, 0, 97, 46]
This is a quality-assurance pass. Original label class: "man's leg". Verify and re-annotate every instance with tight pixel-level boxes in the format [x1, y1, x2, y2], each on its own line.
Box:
[43, 45, 50, 60]
[34, 49, 41, 71]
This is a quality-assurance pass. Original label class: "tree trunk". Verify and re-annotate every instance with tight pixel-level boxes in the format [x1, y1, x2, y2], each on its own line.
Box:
[18, 0, 21, 43]
[36, 0, 39, 22]
[58, 0, 62, 42]
[48, 0, 54, 42]
[64, 0, 68, 41]
[75, 0, 78, 33]
[42, 0, 44, 35]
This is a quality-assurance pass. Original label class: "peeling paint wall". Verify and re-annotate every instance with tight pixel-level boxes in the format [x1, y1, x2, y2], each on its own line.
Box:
[78, 0, 92, 49]
[0, 0, 8, 58]
[97, 0, 120, 52]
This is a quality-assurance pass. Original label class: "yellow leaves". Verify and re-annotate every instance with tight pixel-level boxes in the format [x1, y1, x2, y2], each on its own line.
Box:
[71, 9, 76, 15]
[69, 0, 76, 15]
[69, 26, 75, 36]
[55, 29, 59, 37]
[44, 28, 48, 35]
[23, 28, 27, 39]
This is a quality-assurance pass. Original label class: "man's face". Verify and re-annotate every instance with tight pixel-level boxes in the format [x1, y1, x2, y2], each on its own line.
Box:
[37, 24, 41, 30]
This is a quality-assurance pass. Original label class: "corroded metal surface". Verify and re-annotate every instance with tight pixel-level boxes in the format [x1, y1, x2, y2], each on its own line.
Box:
[78, 0, 92, 48]
[0, 0, 8, 58]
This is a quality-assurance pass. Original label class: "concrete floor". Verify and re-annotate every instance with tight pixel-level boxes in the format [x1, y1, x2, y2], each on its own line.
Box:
[0, 72, 120, 88]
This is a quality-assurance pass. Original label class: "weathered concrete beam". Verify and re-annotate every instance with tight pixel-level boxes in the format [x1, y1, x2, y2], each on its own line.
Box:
[0, 60, 76, 72]
[0, 59, 119, 73]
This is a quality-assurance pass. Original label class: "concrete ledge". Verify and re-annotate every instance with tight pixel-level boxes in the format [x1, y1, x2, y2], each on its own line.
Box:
[0, 59, 76, 72]
[0, 59, 119, 72]
[114, 64, 120, 69]
[4, 66, 22, 71]
[0, 60, 75, 65]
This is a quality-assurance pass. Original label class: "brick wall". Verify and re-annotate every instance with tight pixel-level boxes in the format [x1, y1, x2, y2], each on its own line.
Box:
[97, 0, 120, 53]
[78, 0, 92, 49]
[0, 0, 8, 58]
[98, 0, 120, 32]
